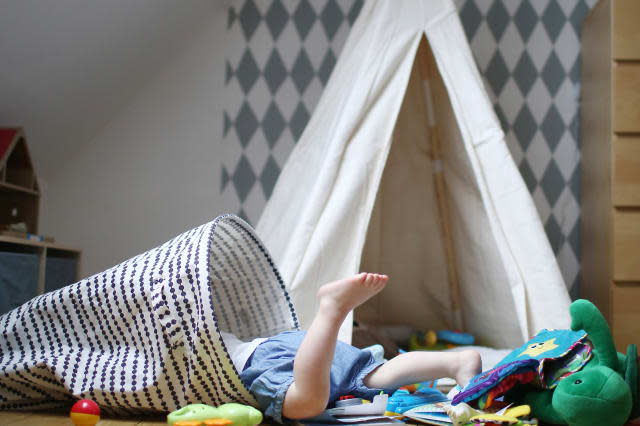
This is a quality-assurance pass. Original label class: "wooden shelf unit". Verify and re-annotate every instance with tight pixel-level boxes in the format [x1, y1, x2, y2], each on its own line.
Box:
[0, 235, 81, 305]
[0, 127, 81, 313]
[581, 0, 640, 352]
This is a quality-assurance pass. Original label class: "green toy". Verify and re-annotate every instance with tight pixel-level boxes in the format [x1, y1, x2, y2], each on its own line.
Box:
[167, 403, 262, 426]
[520, 299, 638, 425]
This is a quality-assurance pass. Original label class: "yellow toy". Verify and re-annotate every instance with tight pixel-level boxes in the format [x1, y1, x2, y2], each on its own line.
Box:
[469, 405, 531, 424]
[446, 403, 531, 425]
[409, 329, 475, 351]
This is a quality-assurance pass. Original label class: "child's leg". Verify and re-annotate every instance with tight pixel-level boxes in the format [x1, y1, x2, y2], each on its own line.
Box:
[363, 349, 482, 389]
[282, 273, 388, 419]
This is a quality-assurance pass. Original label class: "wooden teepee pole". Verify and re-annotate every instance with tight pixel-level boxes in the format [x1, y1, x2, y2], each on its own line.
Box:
[416, 37, 464, 331]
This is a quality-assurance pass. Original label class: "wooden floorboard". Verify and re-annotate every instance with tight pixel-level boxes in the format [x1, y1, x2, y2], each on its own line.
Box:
[0, 411, 167, 425]
[0, 411, 286, 425]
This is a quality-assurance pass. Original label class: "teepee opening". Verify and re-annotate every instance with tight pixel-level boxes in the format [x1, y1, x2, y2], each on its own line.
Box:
[355, 37, 522, 348]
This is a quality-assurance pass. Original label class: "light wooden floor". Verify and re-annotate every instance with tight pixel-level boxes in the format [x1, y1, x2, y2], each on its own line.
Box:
[0, 411, 167, 425]
[0, 411, 563, 425]
[0, 411, 284, 425]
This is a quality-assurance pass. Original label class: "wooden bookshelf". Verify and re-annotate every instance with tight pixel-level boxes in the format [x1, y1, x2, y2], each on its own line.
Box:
[0, 127, 81, 313]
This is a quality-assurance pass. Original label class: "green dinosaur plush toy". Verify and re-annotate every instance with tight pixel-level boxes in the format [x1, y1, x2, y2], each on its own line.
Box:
[522, 299, 638, 425]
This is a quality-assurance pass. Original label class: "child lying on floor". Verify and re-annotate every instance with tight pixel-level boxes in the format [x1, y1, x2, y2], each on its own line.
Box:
[221, 273, 482, 423]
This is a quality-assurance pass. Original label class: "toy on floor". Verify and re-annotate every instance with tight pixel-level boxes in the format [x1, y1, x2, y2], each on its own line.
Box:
[468, 407, 532, 425]
[386, 387, 448, 414]
[69, 399, 100, 426]
[167, 403, 262, 426]
[326, 393, 388, 416]
[445, 403, 532, 425]
[409, 329, 475, 351]
[521, 300, 637, 425]
[454, 299, 639, 426]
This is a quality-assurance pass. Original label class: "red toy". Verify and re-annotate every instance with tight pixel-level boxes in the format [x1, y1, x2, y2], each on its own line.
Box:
[70, 399, 100, 426]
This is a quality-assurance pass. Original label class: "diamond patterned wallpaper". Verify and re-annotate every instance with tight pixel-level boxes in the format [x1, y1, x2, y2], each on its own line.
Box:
[222, 0, 597, 297]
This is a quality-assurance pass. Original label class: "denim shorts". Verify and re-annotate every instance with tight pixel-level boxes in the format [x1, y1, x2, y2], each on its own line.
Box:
[240, 330, 391, 423]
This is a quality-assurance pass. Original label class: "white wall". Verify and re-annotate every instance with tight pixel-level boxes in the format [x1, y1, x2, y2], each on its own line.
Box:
[40, 8, 230, 277]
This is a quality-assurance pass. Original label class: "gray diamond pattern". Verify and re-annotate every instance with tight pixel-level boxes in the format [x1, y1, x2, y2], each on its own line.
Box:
[519, 159, 537, 193]
[289, 102, 310, 140]
[545, 214, 564, 255]
[459, 1, 482, 40]
[232, 155, 256, 202]
[541, 105, 566, 150]
[291, 49, 314, 93]
[262, 102, 286, 148]
[513, 105, 537, 150]
[321, 0, 345, 40]
[318, 50, 337, 85]
[264, 50, 287, 93]
[542, 51, 566, 96]
[542, 1, 566, 42]
[486, 1, 510, 41]
[260, 155, 280, 199]
[239, 0, 261, 40]
[235, 102, 259, 147]
[513, 52, 537, 96]
[236, 50, 260, 94]
[514, 1, 538, 42]
[223, 0, 592, 296]
[486, 51, 510, 97]
[265, 1, 289, 40]
[293, 1, 316, 40]
[541, 159, 565, 206]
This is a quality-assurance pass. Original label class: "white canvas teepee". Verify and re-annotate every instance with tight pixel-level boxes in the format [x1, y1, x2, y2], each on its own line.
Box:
[256, 0, 571, 349]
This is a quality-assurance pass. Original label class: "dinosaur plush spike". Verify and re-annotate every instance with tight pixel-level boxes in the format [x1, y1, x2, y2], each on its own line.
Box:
[569, 299, 619, 371]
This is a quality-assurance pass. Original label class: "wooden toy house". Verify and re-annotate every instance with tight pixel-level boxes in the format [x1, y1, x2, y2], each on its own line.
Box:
[0, 127, 40, 234]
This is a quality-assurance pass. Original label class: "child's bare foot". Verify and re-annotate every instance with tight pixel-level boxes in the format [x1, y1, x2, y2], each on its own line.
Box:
[317, 273, 388, 319]
[453, 350, 482, 388]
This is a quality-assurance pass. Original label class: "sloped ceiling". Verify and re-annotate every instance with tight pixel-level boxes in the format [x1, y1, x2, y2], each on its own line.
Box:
[0, 0, 225, 180]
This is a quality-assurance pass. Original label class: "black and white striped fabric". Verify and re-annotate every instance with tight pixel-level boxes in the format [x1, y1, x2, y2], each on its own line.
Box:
[0, 215, 298, 414]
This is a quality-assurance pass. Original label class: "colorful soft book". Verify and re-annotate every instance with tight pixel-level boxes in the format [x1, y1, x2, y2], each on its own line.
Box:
[452, 328, 592, 408]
